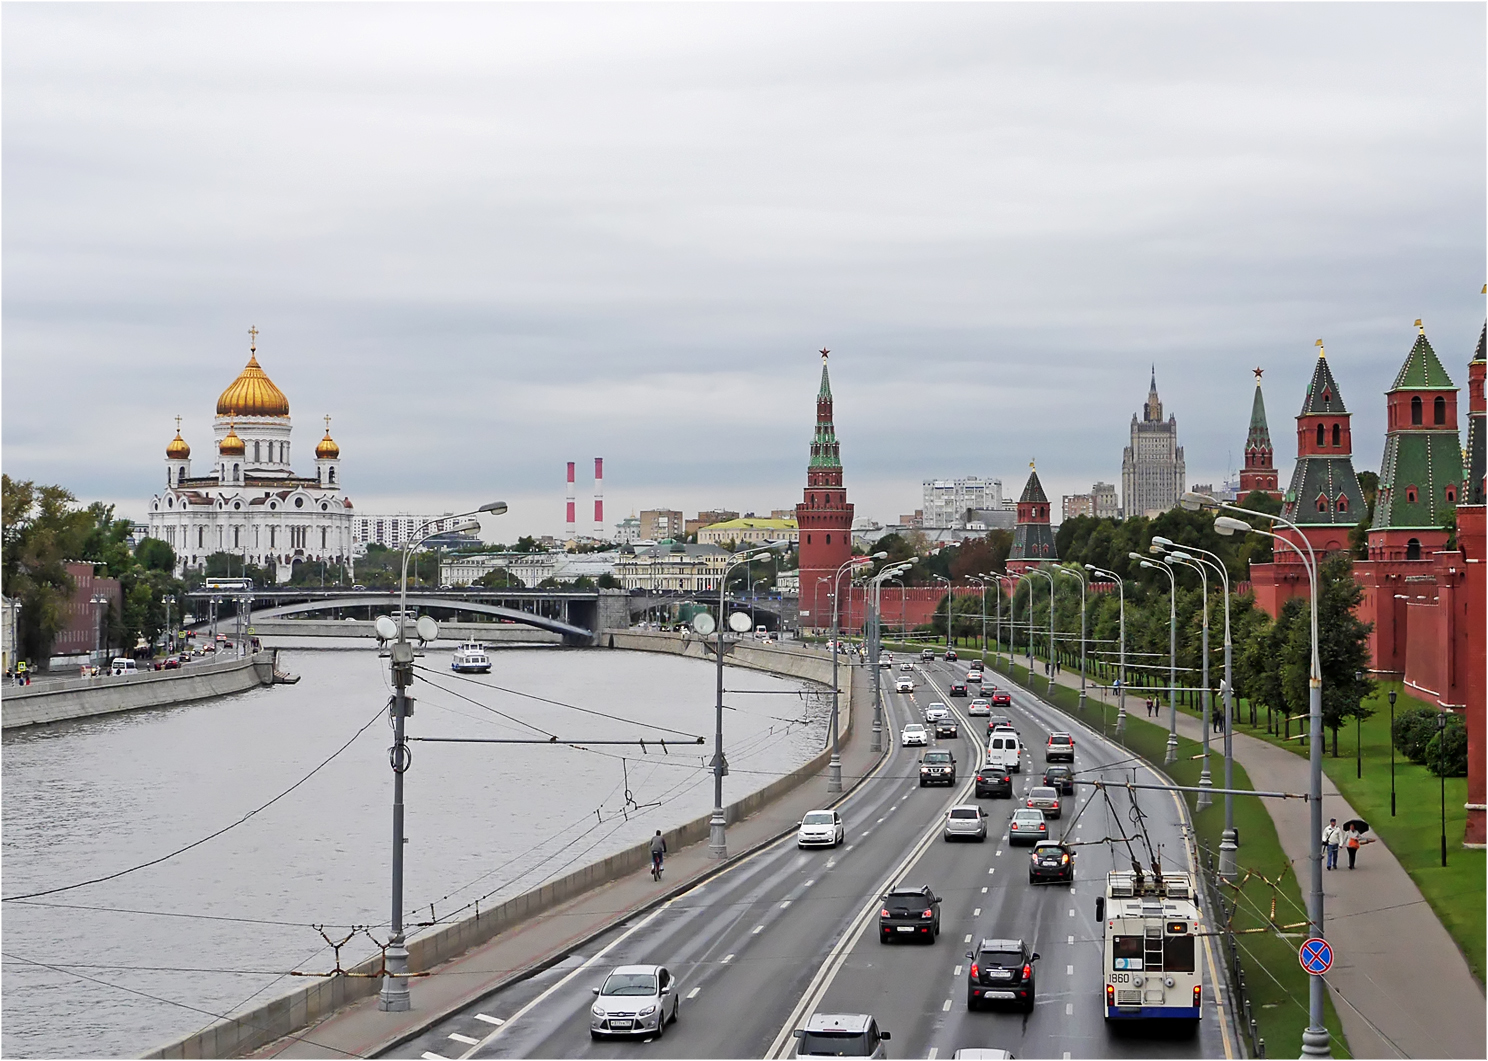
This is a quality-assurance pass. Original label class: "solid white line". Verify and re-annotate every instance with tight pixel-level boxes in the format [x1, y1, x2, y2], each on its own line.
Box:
[942, 999, 953, 1012]
[473, 1014, 504, 1026]
[687, 987, 701, 999]
[448, 1033, 479, 1046]
[456, 903, 669, 1059]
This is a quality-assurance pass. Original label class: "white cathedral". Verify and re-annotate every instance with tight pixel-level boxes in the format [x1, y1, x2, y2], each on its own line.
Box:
[147, 331, 356, 581]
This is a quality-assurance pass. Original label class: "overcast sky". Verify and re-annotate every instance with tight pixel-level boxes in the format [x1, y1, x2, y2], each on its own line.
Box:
[4, 3, 1484, 540]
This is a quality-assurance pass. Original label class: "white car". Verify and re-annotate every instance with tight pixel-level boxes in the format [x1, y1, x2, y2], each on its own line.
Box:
[895, 677, 914, 693]
[924, 705, 950, 723]
[967, 698, 992, 717]
[878, 654, 893, 668]
[899, 661, 913, 672]
[967, 669, 984, 683]
[901, 723, 929, 747]
[798, 809, 845, 848]
[590, 964, 680, 1039]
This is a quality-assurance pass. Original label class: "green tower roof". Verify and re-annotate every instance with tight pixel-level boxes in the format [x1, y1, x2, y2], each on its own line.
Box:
[1246, 382, 1272, 450]
[1300, 353, 1349, 415]
[809, 351, 842, 469]
[1389, 330, 1457, 391]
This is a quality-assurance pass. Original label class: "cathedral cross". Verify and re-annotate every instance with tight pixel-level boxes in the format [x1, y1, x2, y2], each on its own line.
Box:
[248, 325, 259, 352]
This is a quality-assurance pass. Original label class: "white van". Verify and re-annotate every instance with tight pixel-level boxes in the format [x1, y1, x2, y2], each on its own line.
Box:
[986, 731, 1022, 774]
[110, 658, 138, 677]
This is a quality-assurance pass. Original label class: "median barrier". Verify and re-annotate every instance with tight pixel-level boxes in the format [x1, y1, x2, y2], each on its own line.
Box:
[2, 652, 275, 730]
[144, 636, 850, 1060]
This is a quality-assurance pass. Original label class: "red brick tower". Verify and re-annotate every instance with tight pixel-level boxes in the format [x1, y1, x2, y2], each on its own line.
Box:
[1005, 463, 1055, 575]
[1238, 367, 1282, 500]
[795, 349, 854, 631]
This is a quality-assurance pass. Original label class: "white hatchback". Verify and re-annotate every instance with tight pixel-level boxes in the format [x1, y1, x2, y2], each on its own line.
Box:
[895, 677, 914, 693]
[590, 964, 679, 1039]
[798, 809, 845, 848]
[901, 723, 929, 747]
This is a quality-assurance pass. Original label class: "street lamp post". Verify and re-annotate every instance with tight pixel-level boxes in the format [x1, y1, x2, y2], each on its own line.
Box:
[869, 562, 912, 754]
[1194, 490, 1328, 1056]
[1133, 553, 1179, 765]
[1161, 548, 1213, 809]
[1438, 711, 1448, 868]
[931, 574, 952, 649]
[378, 501, 506, 1013]
[967, 575, 989, 660]
[162, 594, 176, 656]
[1389, 689, 1398, 816]
[1057, 568, 1087, 713]
[1354, 671, 1363, 779]
[1026, 568, 1055, 694]
[90, 592, 110, 668]
[827, 553, 880, 794]
[1086, 566, 1126, 739]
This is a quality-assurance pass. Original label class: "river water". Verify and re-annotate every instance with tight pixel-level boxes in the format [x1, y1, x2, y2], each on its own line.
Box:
[1, 641, 827, 1059]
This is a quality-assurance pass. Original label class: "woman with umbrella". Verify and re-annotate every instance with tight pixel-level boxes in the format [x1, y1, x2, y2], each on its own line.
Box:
[1343, 818, 1375, 869]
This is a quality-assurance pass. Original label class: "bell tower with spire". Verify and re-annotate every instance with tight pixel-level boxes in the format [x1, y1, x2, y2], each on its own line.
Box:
[795, 349, 854, 631]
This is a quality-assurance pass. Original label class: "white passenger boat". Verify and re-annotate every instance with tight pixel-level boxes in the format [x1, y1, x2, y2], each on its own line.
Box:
[451, 642, 491, 673]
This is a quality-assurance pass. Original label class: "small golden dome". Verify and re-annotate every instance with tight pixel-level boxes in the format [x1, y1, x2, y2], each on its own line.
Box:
[166, 420, 191, 460]
[315, 414, 340, 459]
[217, 348, 290, 418]
[218, 424, 245, 457]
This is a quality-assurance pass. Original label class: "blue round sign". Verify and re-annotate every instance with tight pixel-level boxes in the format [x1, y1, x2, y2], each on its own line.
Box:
[1299, 937, 1333, 975]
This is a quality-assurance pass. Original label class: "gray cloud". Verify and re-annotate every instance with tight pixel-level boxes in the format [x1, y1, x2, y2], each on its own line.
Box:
[4, 3, 1483, 536]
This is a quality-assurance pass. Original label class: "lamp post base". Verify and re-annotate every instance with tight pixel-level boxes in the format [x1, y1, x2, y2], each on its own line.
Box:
[871, 718, 882, 754]
[708, 809, 728, 860]
[1197, 769, 1213, 810]
[377, 935, 411, 1012]
[1301, 1023, 1331, 1057]
[1115, 708, 1126, 738]
[1164, 734, 1178, 764]
[1078, 692, 1086, 714]
[1218, 829, 1239, 881]
[827, 753, 843, 794]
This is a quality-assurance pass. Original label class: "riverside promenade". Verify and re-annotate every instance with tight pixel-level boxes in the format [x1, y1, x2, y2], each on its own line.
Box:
[1033, 659, 1485, 1059]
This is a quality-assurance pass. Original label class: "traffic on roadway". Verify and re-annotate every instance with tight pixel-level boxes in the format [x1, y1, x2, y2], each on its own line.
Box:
[395, 651, 1232, 1060]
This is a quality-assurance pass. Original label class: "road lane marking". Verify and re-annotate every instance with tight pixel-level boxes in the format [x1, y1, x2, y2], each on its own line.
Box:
[826, 860, 836, 868]
[473, 1014, 504, 1026]
[1068, 909, 1074, 916]
[877, 817, 885, 823]
[422, 1054, 448, 1060]
[942, 999, 952, 1012]
[981, 886, 988, 894]
[780, 900, 792, 909]
[448, 1034, 479, 1046]
[928, 1050, 939, 1060]
[753, 925, 764, 934]
[456, 901, 670, 1059]
[804, 879, 815, 887]
[996, 849, 1003, 856]
[987, 867, 995, 874]
[687, 987, 701, 999]
[860, 831, 871, 837]
[1065, 1003, 1074, 1015]
[723, 953, 735, 964]
[964, 934, 972, 943]
[1067, 935, 1074, 945]
[954, 965, 962, 975]
[1063, 1053, 1072, 1059]
[973, 908, 981, 916]
[846, 845, 855, 851]
[1067, 965, 1074, 975]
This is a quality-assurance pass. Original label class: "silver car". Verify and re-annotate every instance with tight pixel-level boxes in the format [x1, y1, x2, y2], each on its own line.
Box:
[944, 804, 988, 842]
[590, 964, 679, 1039]
[1025, 785, 1062, 820]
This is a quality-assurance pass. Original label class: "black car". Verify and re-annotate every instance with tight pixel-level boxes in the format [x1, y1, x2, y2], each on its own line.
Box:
[919, 750, 957, 786]
[879, 886, 941, 944]
[975, 767, 1012, 799]
[949, 682, 968, 697]
[934, 717, 959, 739]
[920, 649, 936, 662]
[1042, 765, 1076, 795]
[945, 649, 958, 662]
[966, 938, 1039, 1011]
[1028, 841, 1075, 885]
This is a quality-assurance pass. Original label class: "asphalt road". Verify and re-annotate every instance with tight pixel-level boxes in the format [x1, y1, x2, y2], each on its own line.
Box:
[394, 653, 1233, 1061]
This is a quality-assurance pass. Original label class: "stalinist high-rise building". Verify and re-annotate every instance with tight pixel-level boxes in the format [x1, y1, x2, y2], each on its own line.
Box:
[1120, 368, 1186, 518]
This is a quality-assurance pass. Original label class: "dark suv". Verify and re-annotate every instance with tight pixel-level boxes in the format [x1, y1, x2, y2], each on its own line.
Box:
[975, 767, 1012, 799]
[949, 682, 968, 697]
[920, 649, 936, 662]
[878, 886, 941, 944]
[1042, 764, 1076, 795]
[919, 750, 957, 786]
[966, 938, 1040, 1011]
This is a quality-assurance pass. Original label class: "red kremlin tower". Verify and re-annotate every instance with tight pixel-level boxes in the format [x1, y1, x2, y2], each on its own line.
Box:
[796, 349, 854, 631]
[1238, 367, 1282, 500]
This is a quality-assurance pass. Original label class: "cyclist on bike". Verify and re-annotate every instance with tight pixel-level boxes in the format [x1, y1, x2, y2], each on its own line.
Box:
[650, 830, 667, 877]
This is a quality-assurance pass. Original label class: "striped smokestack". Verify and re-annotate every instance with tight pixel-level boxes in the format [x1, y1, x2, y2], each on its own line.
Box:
[566, 461, 576, 528]
[593, 457, 604, 531]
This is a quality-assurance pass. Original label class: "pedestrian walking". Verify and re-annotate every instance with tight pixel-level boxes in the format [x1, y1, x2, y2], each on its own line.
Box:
[1344, 826, 1374, 869]
[1322, 818, 1343, 870]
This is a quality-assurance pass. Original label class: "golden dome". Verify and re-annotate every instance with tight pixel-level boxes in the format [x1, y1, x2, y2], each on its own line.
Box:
[315, 414, 340, 459]
[217, 351, 290, 418]
[166, 418, 191, 459]
[218, 424, 245, 457]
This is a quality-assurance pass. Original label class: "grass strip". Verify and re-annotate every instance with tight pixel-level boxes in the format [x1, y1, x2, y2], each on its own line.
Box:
[989, 657, 1352, 1058]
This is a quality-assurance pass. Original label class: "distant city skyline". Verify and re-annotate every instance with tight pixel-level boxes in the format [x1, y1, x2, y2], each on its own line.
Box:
[3, 4, 1483, 541]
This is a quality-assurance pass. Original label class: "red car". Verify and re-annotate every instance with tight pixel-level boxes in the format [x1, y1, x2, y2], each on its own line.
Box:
[991, 691, 1012, 707]
[163, 657, 181, 670]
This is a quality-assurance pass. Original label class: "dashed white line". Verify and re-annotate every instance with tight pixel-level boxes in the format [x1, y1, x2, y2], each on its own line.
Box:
[964, 934, 973, 943]
[1067, 965, 1074, 975]
[473, 1014, 504, 1027]
[973, 907, 981, 916]
[753, 925, 765, 934]
[981, 886, 989, 894]
[1067, 935, 1074, 945]
[687, 987, 701, 999]
[942, 999, 953, 1012]
[1063, 1052, 1072, 1059]
[448, 1034, 480, 1046]
[860, 831, 871, 837]
[804, 879, 815, 887]
[1066, 1003, 1074, 1015]
[954, 965, 962, 975]
[987, 867, 995, 875]
[877, 817, 885, 824]
[723, 953, 735, 964]
[845, 845, 855, 851]
[1068, 909, 1075, 917]
[995, 849, 1003, 856]
[422, 1054, 449, 1060]
[928, 1050, 940, 1060]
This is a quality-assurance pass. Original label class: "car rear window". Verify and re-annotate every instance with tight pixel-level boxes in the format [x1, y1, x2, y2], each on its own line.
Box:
[1030, 787, 1057, 800]
[979, 949, 1024, 967]
[950, 808, 979, 819]
[990, 738, 1005, 749]
[1050, 734, 1073, 744]
[887, 894, 930, 912]
[799, 1030, 870, 1056]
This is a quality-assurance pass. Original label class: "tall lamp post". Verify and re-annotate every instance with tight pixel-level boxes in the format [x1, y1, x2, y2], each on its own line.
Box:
[1438, 711, 1448, 868]
[1133, 553, 1179, 765]
[868, 562, 913, 753]
[378, 500, 506, 1012]
[1154, 536, 1238, 875]
[1354, 671, 1363, 779]
[1056, 568, 1087, 713]
[90, 592, 111, 668]
[828, 553, 885, 791]
[931, 574, 952, 649]
[1159, 547, 1213, 809]
[1086, 566, 1126, 738]
[1027, 567, 1055, 693]
[1194, 490, 1328, 1057]
[162, 594, 176, 656]
[967, 575, 989, 659]
[1389, 689, 1398, 816]
[993, 574, 1017, 673]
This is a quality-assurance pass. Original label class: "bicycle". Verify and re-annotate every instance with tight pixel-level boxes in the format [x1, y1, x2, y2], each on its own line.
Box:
[651, 852, 665, 882]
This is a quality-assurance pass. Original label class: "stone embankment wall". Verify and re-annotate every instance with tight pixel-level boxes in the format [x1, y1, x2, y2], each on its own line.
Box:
[2, 652, 274, 730]
[144, 634, 849, 1060]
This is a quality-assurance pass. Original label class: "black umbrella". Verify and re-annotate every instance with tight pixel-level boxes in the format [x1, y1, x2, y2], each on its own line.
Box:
[1342, 818, 1369, 834]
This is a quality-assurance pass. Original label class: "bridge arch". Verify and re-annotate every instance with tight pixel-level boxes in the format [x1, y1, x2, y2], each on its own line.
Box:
[249, 595, 595, 644]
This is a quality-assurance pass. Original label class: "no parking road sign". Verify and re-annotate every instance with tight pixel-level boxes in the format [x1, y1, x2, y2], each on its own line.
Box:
[1299, 937, 1334, 975]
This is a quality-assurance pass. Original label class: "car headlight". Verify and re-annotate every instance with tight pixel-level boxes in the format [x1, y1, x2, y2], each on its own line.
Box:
[639, 1004, 657, 1016]
[592, 1005, 605, 1017]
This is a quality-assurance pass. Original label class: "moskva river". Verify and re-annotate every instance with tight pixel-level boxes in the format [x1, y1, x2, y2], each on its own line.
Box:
[1, 640, 828, 1059]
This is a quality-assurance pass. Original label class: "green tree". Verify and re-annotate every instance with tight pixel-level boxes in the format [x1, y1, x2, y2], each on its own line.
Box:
[597, 572, 622, 589]
[1275, 554, 1375, 753]
[475, 568, 525, 589]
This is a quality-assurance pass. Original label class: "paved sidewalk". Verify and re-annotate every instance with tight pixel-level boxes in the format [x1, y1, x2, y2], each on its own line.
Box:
[1032, 662, 1486, 1059]
[255, 665, 884, 1060]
